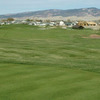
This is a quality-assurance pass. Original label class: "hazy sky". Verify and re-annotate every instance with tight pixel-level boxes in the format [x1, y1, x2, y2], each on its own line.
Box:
[0, 0, 100, 15]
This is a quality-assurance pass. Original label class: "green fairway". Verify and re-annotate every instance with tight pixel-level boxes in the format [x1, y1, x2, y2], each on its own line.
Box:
[0, 24, 100, 100]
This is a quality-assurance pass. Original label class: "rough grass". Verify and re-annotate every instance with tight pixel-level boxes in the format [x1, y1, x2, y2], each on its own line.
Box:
[0, 24, 100, 100]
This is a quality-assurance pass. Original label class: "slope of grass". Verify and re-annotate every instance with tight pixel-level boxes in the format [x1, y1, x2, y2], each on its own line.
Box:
[0, 24, 100, 100]
[0, 64, 100, 100]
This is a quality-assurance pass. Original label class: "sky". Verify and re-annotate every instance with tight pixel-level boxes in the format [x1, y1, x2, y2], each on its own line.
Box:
[0, 0, 100, 15]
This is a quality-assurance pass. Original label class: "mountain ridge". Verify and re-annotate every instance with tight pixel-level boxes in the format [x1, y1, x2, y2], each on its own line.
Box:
[0, 7, 100, 19]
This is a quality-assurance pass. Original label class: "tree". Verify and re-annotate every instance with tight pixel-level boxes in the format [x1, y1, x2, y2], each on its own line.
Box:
[66, 19, 72, 23]
[1, 19, 7, 22]
[72, 25, 84, 29]
[7, 18, 14, 22]
[45, 20, 50, 23]
[35, 19, 42, 22]
[25, 19, 33, 22]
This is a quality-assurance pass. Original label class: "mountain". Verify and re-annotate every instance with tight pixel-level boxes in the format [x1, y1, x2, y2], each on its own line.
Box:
[0, 7, 100, 19]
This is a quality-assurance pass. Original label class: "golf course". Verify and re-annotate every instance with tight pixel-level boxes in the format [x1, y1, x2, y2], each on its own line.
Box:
[0, 24, 100, 100]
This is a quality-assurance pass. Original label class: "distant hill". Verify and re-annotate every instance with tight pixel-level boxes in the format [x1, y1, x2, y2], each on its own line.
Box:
[0, 7, 100, 20]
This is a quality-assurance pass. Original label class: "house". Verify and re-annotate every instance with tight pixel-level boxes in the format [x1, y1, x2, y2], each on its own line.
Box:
[6, 22, 11, 25]
[59, 21, 66, 26]
[77, 21, 97, 27]
[65, 22, 76, 27]
[87, 22, 97, 26]
[29, 23, 34, 25]
[49, 22, 56, 26]
[0, 22, 5, 25]
[39, 23, 47, 26]
[11, 21, 16, 24]
[22, 20, 27, 24]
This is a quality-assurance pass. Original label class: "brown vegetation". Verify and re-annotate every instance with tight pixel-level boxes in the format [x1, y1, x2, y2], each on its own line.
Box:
[83, 34, 100, 39]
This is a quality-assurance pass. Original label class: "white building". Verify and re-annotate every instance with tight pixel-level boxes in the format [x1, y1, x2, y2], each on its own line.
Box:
[59, 21, 65, 26]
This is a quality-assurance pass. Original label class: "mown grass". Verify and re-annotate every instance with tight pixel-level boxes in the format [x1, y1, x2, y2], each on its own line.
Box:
[0, 24, 100, 100]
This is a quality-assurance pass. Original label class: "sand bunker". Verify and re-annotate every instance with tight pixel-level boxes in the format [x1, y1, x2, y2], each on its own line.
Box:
[83, 34, 100, 39]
